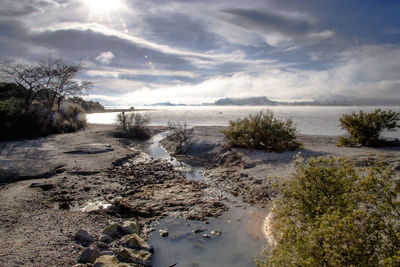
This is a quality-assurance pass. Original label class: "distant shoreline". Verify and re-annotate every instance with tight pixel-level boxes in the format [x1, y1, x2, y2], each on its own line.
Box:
[87, 108, 152, 114]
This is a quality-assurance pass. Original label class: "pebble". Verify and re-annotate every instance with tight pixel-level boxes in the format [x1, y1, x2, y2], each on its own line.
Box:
[74, 230, 94, 247]
[78, 247, 100, 264]
[159, 229, 169, 237]
[211, 230, 222, 237]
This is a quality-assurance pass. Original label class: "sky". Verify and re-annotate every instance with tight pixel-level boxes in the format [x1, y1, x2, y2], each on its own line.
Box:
[0, 0, 400, 105]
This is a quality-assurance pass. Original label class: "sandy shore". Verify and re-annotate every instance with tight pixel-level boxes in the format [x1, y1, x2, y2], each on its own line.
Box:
[1, 124, 399, 266]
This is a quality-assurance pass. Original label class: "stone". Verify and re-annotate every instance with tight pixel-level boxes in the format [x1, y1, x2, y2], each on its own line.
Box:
[78, 247, 100, 264]
[243, 162, 256, 169]
[159, 229, 168, 237]
[98, 242, 110, 250]
[211, 230, 221, 237]
[100, 250, 115, 256]
[102, 223, 122, 238]
[118, 248, 152, 267]
[75, 230, 94, 247]
[119, 221, 140, 235]
[99, 234, 113, 244]
[202, 234, 211, 238]
[240, 173, 249, 178]
[120, 234, 153, 252]
[192, 228, 205, 234]
[29, 182, 55, 191]
[94, 255, 132, 267]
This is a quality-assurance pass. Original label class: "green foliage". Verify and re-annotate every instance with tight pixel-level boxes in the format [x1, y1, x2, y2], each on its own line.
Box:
[52, 102, 87, 133]
[0, 58, 91, 140]
[262, 156, 400, 267]
[115, 112, 151, 139]
[66, 96, 105, 113]
[339, 109, 400, 146]
[223, 110, 302, 152]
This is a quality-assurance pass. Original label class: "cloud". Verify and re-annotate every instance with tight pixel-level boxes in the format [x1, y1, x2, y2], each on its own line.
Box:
[222, 8, 334, 47]
[84, 45, 400, 105]
[95, 51, 114, 64]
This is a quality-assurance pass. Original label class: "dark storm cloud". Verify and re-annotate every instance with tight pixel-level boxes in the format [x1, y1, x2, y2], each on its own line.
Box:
[0, 19, 30, 38]
[223, 8, 334, 47]
[225, 8, 315, 36]
[141, 13, 223, 52]
[0, 0, 56, 17]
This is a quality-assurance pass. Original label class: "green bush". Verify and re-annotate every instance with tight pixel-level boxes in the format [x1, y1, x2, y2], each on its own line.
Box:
[223, 110, 302, 152]
[262, 156, 400, 266]
[51, 103, 87, 133]
[115, 112, 151, 139]
[339, 109, 400, 146]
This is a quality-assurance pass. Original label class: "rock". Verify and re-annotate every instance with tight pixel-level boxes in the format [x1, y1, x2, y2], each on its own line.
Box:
[211, 230, 221, 237]
[59, 202, 70, 210]
[78, 247, 100, 264]
[118, 248, 152, 266]
[202, 234, 211, 238]
[119, 221, 140, 235]
[240, 173, 249, 178]
[243, 162, 256, 169]
[99, 234, 113, 244]
[97, 242, 110, 250]
[159, 229, 168, 237]
[75, 230, 94, 247]
[192, 229, 205, 234]
[94, 255, 131, 267]
[120, 234, 153, 252]
[29, 182, 55, 191]
[100, 250, 115, 256]
[102, 223, 122, 238]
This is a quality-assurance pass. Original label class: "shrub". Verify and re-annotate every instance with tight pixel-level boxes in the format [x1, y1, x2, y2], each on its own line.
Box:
[223, 110, 302, 152]
[262, 156, 400, 266]
[167, 121, 194, 153]
[51, 102, 87, 133]
[115, 112, 150, 139]
[339, 109, 400, 146]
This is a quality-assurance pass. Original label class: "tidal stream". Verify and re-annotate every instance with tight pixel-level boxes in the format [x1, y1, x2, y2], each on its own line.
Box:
[142, 132, 268, 267]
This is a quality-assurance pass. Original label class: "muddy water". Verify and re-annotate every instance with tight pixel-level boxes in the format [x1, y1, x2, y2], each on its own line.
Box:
[143, 132, 268, 267]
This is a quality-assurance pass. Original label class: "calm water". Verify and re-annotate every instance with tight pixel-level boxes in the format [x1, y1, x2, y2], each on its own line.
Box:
[87, 106, 400, 138]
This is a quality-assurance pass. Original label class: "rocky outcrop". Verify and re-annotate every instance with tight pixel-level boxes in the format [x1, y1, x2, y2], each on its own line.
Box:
[76, 220, 153, 267]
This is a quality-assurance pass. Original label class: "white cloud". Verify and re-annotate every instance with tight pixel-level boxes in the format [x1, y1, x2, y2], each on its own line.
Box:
[84, 45, 400, 105]
[95, 51, 114, 64]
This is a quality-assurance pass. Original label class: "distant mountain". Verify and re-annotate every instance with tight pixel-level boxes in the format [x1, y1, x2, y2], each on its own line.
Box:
[313, 95, 400, 106]
[148, 96, 400, 107]
[210, 96, 400, 106]
[145, 101, 188, 106]
[213, 96, 277, 106]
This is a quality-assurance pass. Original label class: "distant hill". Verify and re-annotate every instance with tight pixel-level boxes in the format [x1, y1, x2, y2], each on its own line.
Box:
[210, 96, 400, 106]
[147, 96, 400, 107]
[213, 96, 277, 106]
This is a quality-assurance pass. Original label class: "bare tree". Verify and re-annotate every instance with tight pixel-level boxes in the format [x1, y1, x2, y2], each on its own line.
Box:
[0, 58, 92, 114]
[167, 121, 194, 153]
[0, 61, 39, 112]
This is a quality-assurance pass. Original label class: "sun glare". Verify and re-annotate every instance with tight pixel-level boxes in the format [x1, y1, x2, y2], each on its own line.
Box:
[84, 0, 123, 14]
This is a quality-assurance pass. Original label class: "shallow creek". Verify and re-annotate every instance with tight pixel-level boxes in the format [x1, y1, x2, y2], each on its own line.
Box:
[142, 132, 268, 267]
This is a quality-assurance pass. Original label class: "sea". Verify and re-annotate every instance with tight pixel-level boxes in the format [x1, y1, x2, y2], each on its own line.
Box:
[87, 106, 400, 138]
